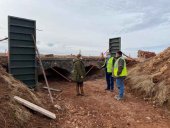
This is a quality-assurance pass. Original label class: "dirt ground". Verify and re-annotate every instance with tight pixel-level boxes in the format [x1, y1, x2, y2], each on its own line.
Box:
[27, 79, 170, 128]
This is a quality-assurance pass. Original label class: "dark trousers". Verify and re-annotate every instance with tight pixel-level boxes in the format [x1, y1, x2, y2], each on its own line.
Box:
[106, 71, 114, 90]
[76, 82, 84, 95]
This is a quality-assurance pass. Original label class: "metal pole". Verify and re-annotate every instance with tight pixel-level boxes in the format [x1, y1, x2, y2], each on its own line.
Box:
[85, 48, 110, 76]
[32, 35, 54, 103]
[50, 67, 71, 82]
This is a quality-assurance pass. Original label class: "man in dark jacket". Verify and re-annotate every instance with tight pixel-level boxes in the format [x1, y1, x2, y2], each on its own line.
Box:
[113, 51, 127, 100]
[72, 54, 86, 96]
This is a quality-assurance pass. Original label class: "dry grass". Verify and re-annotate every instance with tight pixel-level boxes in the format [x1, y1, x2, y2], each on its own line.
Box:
[126, 47, 170, 107]
[0, 66, 41, 128]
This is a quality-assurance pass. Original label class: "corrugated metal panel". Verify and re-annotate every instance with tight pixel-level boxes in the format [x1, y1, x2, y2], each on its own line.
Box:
[8, 16, 37, 88]
[109, 37, 121, 57]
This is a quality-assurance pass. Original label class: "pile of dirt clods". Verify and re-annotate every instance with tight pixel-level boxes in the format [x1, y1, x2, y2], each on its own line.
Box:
[0, 66, 41, 128]
[126, 47, 170, 107]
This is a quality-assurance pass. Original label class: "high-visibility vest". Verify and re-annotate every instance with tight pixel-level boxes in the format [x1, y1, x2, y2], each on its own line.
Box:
[107, 57, 114, 73]
[114, 57, 127, 77]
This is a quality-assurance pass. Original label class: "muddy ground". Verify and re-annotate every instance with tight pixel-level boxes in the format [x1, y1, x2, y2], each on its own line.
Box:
[26, 79, 170, 128]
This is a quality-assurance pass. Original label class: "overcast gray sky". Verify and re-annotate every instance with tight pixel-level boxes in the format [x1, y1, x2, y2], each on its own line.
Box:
[0, 0, 170, 57]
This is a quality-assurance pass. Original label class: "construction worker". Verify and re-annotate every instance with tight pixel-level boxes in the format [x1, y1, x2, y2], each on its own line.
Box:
[101, 52, 115, 92]
[113, 51, 128, 100]
[72, 54, 86, 96]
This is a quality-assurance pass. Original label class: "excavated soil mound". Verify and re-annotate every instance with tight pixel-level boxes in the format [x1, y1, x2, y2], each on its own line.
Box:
[126, 47, 170, 107]
[126, 58, 139, 67]
[0, 66, 41, 128]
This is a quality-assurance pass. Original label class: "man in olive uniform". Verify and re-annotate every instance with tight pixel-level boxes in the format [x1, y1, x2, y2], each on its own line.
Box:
[113, 51, 128, 100]
[72, 54, 86, 96]
[102, 52, 115, 92]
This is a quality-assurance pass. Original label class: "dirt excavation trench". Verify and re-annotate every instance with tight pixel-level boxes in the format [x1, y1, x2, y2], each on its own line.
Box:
[1, 48, 170, 128]
[1, 71, 170, 128]
[28, 79, 170, 128]
[26, 48, 170, 128]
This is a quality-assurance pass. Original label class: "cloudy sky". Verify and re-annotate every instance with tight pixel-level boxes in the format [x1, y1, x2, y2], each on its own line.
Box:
[0, 0, 170, 57]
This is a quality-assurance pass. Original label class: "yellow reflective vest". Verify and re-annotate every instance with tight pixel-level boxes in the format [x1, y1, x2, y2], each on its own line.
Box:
[113, 57, 127, 77]
[106, 57, 114, 73]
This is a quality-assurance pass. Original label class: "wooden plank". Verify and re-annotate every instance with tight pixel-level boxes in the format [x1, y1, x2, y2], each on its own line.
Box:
[14, 96, 56, 119]
[32, 35, 54, 103]
[43, 87, 62, 92]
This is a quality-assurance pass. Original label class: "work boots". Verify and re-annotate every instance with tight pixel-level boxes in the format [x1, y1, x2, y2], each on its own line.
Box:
[76, 85, 80, 96]
[76, 83, 84, 96]
[80, 86, 84, 96]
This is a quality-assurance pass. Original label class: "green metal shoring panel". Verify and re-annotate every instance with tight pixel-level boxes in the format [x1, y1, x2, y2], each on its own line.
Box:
[8, 16, 37, 88]
[109, 37, 121, 57]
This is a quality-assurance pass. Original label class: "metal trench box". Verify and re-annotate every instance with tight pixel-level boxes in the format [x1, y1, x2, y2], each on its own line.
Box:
[109, 37, 121, 57]
[8, 16, 37, 88]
